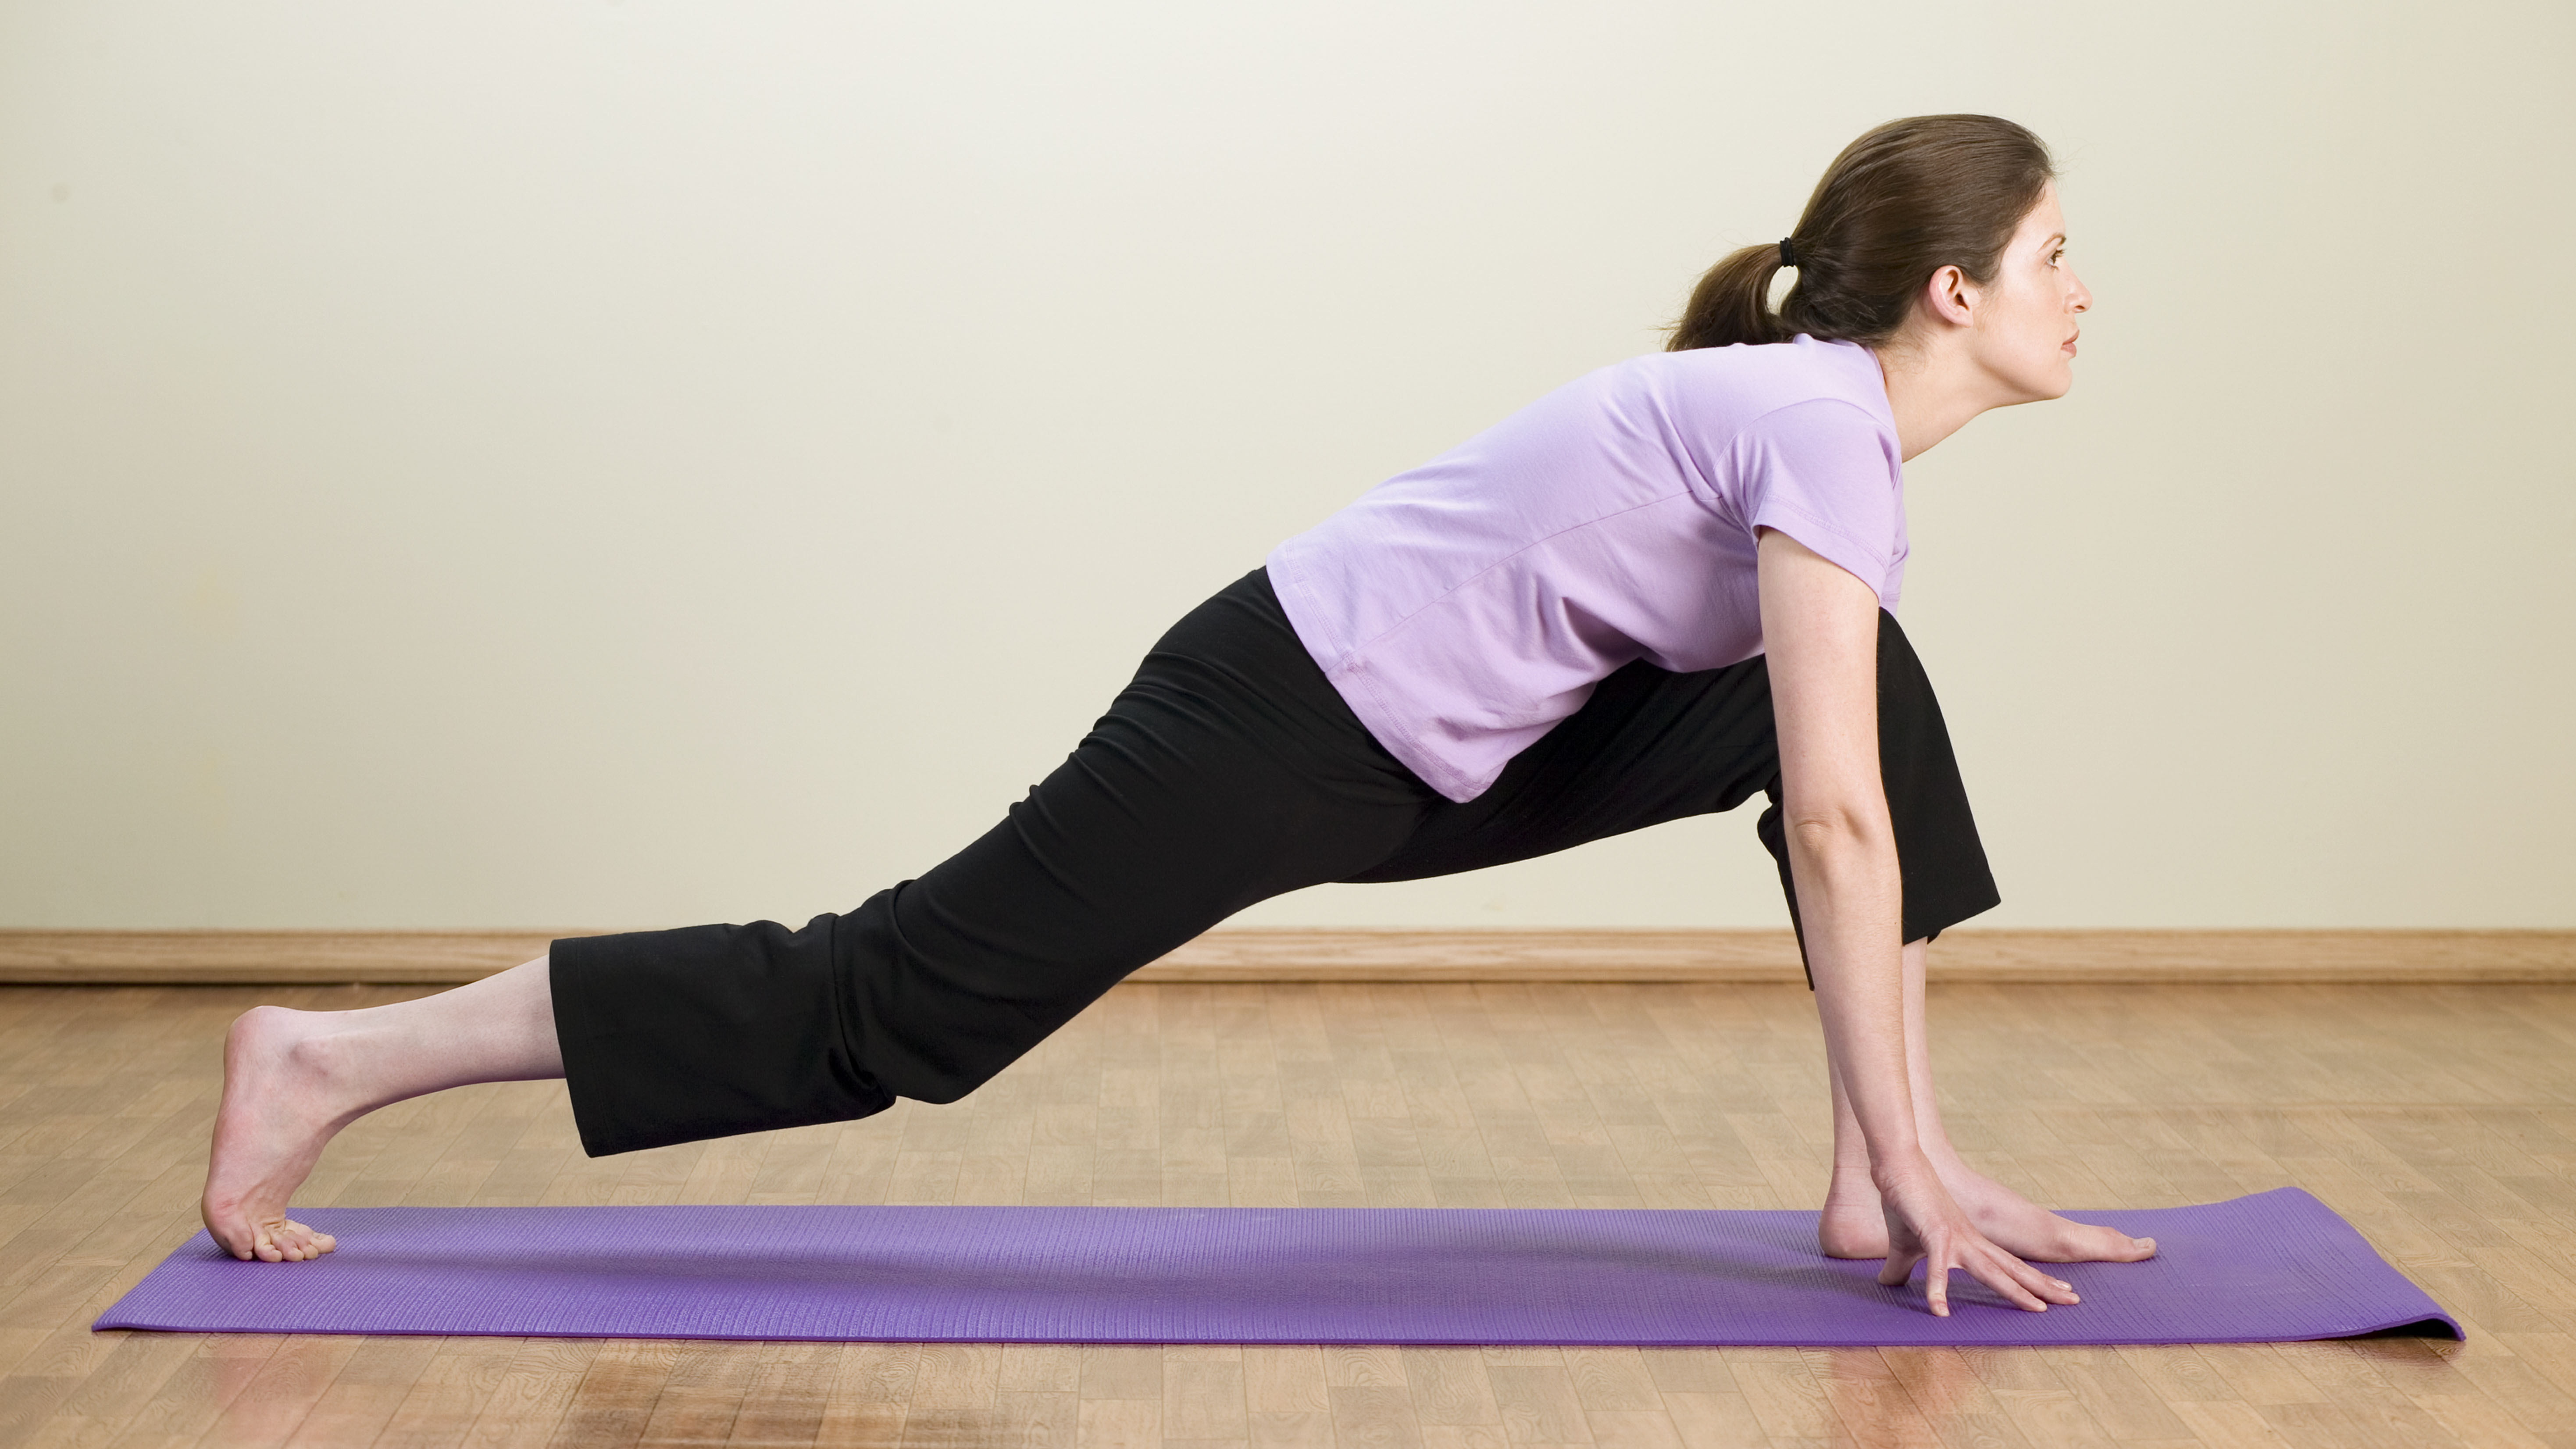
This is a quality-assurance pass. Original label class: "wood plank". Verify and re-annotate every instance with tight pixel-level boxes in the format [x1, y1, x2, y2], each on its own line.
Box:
[5, 927, 2571, 985]
[0, 931, 576, 984]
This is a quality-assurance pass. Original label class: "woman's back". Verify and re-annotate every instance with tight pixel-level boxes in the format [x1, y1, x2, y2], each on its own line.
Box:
[1267, 332, 1908, 803]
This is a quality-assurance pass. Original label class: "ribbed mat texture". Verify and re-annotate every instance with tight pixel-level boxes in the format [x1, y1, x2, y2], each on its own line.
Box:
[97, 1186, 2456, 1346]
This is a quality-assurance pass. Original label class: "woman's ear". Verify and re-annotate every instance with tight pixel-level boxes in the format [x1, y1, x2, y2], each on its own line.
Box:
[1919, 264, 1977, 329]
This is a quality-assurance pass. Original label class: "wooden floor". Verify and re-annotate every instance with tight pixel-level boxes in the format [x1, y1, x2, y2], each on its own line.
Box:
[6, 980, 2576, 1448]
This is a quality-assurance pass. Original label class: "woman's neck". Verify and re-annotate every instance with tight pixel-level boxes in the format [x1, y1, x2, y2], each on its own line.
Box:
[1867, 339, 1989, 464]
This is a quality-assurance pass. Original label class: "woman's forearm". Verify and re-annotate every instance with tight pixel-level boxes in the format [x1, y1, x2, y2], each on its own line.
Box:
[1755, 525, 1934, 1186]
[1784, 812, 1925, 1181]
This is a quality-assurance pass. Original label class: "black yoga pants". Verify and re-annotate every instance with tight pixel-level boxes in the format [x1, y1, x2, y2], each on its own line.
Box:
[551, 567, 1999, 1157]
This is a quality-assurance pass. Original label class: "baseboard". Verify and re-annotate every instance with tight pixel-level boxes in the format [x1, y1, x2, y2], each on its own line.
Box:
[0, 927, 2569, 986]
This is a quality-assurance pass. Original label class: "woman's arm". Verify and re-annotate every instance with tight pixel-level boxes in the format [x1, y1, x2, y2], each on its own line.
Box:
[1756, 527, 2076, 1316]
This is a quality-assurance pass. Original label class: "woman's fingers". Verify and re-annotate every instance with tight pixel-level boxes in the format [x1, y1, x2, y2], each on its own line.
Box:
[1981, 1239, 2080, 1306]
[1870, 1169, 2087, 1317]
[1962, 1246, 2049, 1312]
[1884, 1232, 2082, 1316]
[2004, 1252, 2079, 1306]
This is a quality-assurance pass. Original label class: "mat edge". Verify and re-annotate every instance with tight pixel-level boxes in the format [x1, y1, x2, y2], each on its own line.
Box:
[90, 1321, 2469, 1345]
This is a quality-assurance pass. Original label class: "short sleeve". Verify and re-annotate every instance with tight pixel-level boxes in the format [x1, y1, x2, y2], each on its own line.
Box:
[1733, 398, 1904, 601]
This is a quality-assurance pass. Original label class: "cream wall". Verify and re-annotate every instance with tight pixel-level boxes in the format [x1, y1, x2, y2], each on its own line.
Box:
[3, 1, 2569, 932]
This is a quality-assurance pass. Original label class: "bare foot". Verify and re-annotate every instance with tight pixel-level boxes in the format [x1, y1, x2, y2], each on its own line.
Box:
[1817, 1160, 2156, 1264]
[1819, 1163, 1895, 1259]
[1945, 1163, 2157, 1263]
[201, 1006, 347, 1263]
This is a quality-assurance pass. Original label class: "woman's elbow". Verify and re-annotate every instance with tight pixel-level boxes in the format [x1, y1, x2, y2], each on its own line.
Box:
[1785, 803, 1894, 860]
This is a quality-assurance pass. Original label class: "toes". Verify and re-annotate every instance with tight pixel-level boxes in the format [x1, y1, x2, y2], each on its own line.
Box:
[232, 1218, 336, 1264]
[2064, 1221, 2156, 1262]
[273, 1220, 333, 1262]
[2090, 1225, 2154, 1261]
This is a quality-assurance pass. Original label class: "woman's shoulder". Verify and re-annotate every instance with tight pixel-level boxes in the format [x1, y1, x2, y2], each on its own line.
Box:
[1610, 335, 1893, 446]
[1642, 331, 1879, 391]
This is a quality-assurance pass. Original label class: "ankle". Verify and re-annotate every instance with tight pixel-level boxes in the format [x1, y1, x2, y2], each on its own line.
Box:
[1822, 1160, 1878, 1205]
[250, 1010, 367, 1119]
[282, 1025, 345, 1082]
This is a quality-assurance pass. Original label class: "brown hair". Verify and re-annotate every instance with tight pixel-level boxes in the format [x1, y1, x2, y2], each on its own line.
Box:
[1666, 114, 2055, 353]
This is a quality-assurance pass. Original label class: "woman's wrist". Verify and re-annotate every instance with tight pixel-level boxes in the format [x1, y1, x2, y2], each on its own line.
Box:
[1866, 1141, 1938, 1194]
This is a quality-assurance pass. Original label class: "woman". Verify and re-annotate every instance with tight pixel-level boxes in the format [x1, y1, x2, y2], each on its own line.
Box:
[202, 114, 2152, 1317]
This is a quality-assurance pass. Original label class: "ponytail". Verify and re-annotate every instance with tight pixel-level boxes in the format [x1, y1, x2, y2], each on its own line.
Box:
[1668, 243, 1795, 351]
[1666, 115, 2055, 353]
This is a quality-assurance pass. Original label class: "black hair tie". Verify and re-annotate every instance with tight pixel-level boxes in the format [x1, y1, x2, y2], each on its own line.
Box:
[1778, 237, 1798, 268]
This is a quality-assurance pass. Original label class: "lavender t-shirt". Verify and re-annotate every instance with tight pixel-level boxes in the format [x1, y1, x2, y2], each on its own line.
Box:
[1265, 332, 1906, 803]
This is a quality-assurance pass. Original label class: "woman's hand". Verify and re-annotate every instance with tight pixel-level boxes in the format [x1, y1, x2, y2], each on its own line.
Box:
[1756, 528, 2078, 1318]
[1873, 1151, 2081, 1315]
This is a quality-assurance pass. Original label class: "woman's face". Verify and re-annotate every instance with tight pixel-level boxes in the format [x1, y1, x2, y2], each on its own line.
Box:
[1967, 182, 2093, 402]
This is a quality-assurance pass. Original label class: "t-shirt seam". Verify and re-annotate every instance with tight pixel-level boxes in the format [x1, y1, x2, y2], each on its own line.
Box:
[1749, 496, 1892, 575]
[1267, 552, 1352, 671]
[1324, 488, 1702, 662]
[1721, 395, 1894, 467]
[1667, 393, 1890, 542]
[1332, 656, 1484, 801]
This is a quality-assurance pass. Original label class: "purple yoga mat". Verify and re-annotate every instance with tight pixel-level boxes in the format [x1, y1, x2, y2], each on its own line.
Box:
[97, 1187, 2455, 1347]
